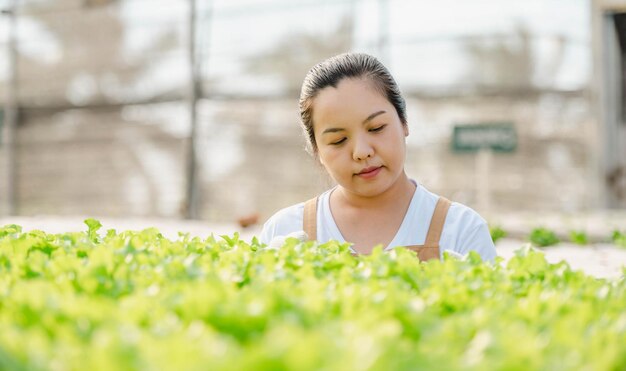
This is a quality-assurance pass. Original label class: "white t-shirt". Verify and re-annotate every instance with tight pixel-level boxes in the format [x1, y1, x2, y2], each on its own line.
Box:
[260, 182, 496, 262]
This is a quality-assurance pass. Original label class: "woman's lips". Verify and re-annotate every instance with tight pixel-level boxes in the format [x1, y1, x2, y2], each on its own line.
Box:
[356, 166, 382, 179]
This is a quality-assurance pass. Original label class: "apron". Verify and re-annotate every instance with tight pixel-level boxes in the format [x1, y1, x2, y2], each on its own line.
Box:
[302, 195, 452, 261]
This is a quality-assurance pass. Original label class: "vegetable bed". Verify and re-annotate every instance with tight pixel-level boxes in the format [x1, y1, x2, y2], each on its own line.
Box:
[0, 220, 624, 370]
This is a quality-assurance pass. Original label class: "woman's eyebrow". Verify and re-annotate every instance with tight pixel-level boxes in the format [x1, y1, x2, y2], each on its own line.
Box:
[322, 110, 387, 135]
[322, 127, 344, 134]
[362, 110, 386, 124]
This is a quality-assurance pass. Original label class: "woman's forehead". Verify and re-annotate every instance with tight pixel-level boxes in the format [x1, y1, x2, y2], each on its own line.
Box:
[312, 79, 389, 123]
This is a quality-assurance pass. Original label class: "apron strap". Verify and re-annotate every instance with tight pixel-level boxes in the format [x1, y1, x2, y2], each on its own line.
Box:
[303, 197, 318, 241]
[404, 245, 440, 261]
[424, 197, 451, 246]
[403, 197, 451, 261]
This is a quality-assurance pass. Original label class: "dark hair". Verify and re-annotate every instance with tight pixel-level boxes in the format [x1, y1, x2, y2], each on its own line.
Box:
[299, 52, 407, 154]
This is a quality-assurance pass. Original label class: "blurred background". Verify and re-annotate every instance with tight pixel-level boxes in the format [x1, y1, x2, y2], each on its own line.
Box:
[0, 0, 625, 228]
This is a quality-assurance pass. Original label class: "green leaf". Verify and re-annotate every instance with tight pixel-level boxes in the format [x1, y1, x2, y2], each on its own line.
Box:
[84, 218, 102, 232]
[568, 230, 588, 245]
[529, 227, 560, 247]
[611, 230, 626, 248]
[489, 225, 507, 244]
[221, 232, 240, 247]
[0, 224, 22, 238]
[84, 218, 102, 243]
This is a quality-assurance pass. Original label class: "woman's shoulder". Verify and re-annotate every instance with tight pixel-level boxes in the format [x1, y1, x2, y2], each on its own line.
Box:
[259, 201, 305, 244]
[416, 183, 486, 228]
[444, 201, 495, 261]
[417, 185, 495, 261]
[259, 189, 333, 244]
[267, 202, 306, 224]
[447, 201, 488, 229]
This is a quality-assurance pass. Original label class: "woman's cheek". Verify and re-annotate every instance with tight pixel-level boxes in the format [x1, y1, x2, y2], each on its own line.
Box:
[327, 147, 346, 165]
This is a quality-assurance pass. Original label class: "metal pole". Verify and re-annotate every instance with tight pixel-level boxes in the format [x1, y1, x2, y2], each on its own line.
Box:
[589, 0, 604, 209]
[185, 0, 200, 219]
[185, 0, 199, 219]
[475, 148, 492, 214]
[1, 1, 18, 217]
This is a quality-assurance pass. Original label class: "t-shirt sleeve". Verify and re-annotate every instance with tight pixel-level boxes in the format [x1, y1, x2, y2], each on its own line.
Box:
[441, 202, 496, 263]
[258, 203, 305, 245]
[259, 219, 276, 245]
[457, 221, 497, 263]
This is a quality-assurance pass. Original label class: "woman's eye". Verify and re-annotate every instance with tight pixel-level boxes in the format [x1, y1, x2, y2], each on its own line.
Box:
[370, 125, 386, 132]
[330, 138, 347, 145]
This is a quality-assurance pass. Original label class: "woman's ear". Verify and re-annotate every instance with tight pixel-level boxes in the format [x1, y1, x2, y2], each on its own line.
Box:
[403, 124, 409, 137]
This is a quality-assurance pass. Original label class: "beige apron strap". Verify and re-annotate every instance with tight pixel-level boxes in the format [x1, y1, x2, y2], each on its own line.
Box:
[303, 197, 318, 241]
[424, 197, 451, 246]
[404, 245, 440, 261]
[401, 197, 451, 261]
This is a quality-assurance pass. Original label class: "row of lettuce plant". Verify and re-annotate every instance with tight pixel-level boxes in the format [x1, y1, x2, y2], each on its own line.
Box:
[0, 220, 624, 370]
[489, 225, 626, 248]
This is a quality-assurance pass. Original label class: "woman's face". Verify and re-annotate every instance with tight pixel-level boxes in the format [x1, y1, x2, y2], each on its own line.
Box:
[312, 78, 408, 197]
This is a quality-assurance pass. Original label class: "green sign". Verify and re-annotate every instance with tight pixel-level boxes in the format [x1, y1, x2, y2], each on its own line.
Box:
[452, 122, 517, 153]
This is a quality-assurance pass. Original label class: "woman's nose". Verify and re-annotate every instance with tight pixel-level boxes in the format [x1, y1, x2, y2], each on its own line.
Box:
[353, 135, 374, 161]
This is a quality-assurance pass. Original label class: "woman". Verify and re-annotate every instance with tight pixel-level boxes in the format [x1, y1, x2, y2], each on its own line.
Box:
[260, 53, 496, 262]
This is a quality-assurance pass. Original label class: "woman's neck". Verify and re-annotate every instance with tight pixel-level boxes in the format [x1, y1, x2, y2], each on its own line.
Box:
[334, 172, 416, 211]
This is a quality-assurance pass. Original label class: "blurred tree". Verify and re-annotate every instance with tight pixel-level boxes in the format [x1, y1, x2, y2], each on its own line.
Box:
[8, 1, 185, 218]
[244, 15, 354, 96]
[462, 24, 537, 92]
[16, 1, 180, 106]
